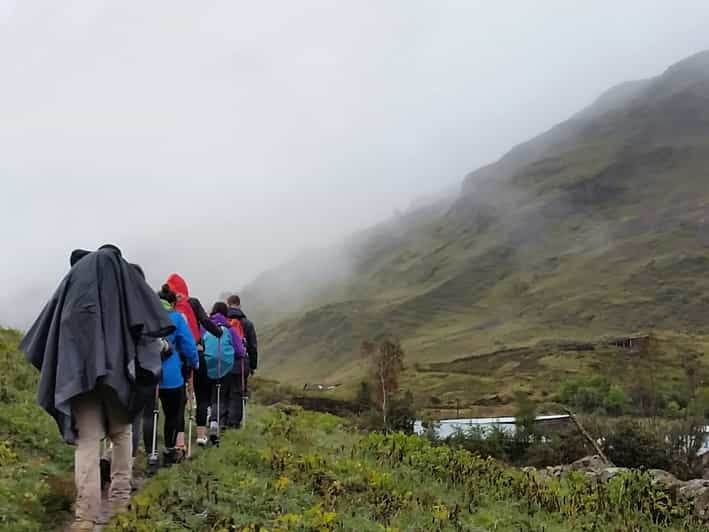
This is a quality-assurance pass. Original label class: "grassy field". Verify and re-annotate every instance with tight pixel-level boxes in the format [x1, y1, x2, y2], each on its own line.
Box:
[106, 405, 705, 531]
[1, 328, 707, 531]
[0, 328, 74, 532]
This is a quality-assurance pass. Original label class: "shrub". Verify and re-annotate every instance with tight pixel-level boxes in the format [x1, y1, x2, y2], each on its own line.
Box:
[559, 375, 626, 414]
[602, 419, 672, 471]
[525, 427, 593, 467]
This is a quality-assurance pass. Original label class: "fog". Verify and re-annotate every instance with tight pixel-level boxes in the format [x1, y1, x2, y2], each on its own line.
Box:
[1, 1, 708, 328]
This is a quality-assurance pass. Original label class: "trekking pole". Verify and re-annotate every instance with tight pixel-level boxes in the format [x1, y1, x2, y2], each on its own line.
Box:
[148, 385, 160, 466]
[187, 370, 194, 459]
[241, 357, 247, 428]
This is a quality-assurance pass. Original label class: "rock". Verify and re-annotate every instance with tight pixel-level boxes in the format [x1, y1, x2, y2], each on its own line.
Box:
[569, 455, 607, 474]
[647, 469, 683, 490]
[599, 467, 629, 483]
[679, 479, 709, 500]
[677, 479, 709, 520]
[693, 486, 709, 520]
[545, 465, 567, 478]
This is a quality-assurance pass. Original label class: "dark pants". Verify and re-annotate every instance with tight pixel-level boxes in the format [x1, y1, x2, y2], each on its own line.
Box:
[209, 376, 231, 428]
[132, 384, 157, 456]
[227, 371, 249, 427]
[160, 387, 185, 448]
[194, 359, 211, 427]
[137, 386, 185, 451]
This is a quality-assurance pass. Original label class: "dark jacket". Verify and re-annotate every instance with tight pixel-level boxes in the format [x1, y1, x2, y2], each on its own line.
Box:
[20, 246, 174, 443]
[227, 307, 258, 371]
[188, 297, 222, 338]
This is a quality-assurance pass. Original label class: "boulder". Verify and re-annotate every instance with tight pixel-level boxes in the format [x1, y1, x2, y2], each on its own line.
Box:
[599, 467, 629, 483]
[693, 486, 709, 520]
[543, 465, 567, 479]
[679, 479, 709, 501]
[569, 455, 607, 474]
[647, 469, 684, 490]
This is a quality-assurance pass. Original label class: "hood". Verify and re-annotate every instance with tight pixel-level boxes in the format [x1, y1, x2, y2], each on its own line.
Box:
[70, 244, 122, 267]
[166, 273, 189, 299]
[227, 307, 246, 320]
[210, 313, 229, 327]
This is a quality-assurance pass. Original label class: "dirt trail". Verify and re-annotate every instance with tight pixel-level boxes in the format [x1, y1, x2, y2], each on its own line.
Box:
[61, 476, 148, 532]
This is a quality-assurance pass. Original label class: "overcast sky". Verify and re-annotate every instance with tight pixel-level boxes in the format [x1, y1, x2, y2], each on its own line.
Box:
[1, 1, 708, 328]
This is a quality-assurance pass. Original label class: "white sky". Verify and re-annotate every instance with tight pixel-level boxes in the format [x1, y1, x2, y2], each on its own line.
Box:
[1, 0, 708, 327]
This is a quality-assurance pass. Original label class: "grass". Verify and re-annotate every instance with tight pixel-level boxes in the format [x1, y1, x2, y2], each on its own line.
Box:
[0, 328, 74, 532]
[0, 328, 706, 531]
[107, 405, 705, 531]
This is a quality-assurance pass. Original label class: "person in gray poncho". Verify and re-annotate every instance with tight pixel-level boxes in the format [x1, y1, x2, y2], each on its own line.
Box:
[20, 244, 174, 531]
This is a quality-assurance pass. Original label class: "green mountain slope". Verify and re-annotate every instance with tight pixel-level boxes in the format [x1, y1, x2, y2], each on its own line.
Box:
[0, 328, 74, 531]
[247, 51, 709, 407]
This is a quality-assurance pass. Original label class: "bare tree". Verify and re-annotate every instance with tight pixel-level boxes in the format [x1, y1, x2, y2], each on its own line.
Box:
[361, 338, 405, 432]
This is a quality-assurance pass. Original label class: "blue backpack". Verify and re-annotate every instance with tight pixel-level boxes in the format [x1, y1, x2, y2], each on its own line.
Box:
[203, 326, 235, 379]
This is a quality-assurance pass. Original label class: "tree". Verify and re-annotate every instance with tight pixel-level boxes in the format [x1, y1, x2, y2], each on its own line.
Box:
[603, 385, 626, 415]
[361, 338, 405, 432]
[514, 391, 537, 443]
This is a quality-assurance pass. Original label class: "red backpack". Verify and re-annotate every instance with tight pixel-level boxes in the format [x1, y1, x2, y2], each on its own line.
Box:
[228, 318, 245, 345]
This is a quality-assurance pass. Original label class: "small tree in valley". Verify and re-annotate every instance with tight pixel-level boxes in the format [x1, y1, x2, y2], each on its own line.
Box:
[361, 338, 405, 432]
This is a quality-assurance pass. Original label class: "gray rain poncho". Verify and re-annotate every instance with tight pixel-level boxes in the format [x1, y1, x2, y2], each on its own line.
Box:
[20, 245, 174, 443]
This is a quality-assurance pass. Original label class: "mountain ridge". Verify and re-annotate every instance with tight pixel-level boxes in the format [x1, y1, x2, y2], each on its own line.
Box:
[246, 50, 709, 407]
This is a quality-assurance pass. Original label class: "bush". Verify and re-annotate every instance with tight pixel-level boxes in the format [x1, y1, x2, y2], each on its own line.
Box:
[602, 419, 673, 471]
[525, 427, 593, 467]
[559, 375, 626, 414]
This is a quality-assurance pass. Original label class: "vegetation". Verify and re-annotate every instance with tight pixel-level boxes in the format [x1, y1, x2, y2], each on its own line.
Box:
[0, 328, 74, 531]
[559, 375, 626, 415]
[108, 405, 706, 531]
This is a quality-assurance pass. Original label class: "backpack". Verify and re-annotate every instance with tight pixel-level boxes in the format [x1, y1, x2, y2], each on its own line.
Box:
[203, 325, 235, 379]
[228, 318, 246, 352]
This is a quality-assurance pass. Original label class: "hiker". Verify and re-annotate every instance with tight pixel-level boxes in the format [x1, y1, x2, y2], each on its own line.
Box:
[20, 245, 171, 531]
[130, 264, 170, 462]
[226, 294, 258, 428]
[165, 273, 223, 447]
[203, 301, 245, 441]
[141, 285, 199, 464]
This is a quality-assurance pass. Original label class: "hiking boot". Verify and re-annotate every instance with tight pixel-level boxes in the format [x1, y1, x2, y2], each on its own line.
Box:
[147, 452, 160, 468]
[163, 447, 177, 466]
[68, 519, 95, 531]
[209, 421, 219, 445]
[196, 426, 208, 447]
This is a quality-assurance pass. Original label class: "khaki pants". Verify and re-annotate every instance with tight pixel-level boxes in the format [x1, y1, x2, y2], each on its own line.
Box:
[72, 385, 132, 523]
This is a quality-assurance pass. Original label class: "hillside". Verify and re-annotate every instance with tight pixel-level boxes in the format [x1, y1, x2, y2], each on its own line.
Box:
[0, 328, 74, 531]
[247, 50, 709, 407]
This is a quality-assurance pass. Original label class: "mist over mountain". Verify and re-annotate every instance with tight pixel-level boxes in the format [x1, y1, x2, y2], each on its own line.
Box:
[246, 50, 709, 403]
